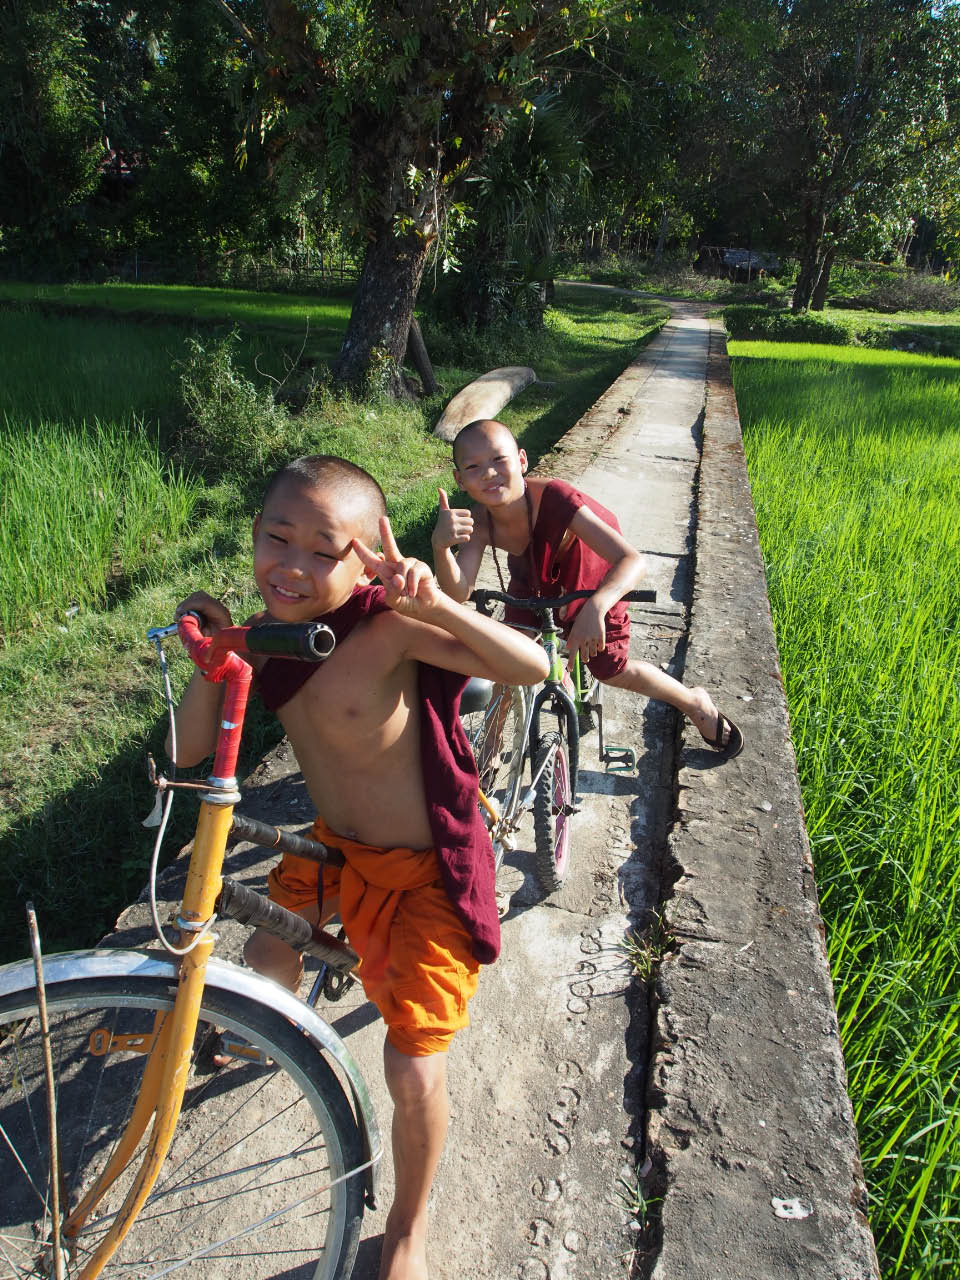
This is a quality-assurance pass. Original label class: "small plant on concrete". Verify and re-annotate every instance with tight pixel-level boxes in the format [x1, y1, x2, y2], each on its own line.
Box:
[615, 1162, 660, 1234]
[620, 912, 676, 981]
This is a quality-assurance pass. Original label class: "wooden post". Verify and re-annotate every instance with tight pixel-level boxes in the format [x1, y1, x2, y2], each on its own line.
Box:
[405, 316, 438, 396]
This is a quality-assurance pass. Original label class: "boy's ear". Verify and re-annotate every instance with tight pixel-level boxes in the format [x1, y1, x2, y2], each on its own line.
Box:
[518, 449, 528, 474]
[252, 514, 260, 540]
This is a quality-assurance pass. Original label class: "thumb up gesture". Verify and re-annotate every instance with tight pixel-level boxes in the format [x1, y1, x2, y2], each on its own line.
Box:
[432, 488, 474, 551]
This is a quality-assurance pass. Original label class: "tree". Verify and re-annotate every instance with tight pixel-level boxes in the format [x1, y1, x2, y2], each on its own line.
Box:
[0, 0, 102, 261]
[210, 0, 614, 393]
[445, 90, 587, 328]
[733, 0, 960, 311]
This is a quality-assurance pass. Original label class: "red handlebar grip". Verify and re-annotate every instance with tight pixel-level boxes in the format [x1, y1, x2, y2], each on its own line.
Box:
[176, 614, 252, 780]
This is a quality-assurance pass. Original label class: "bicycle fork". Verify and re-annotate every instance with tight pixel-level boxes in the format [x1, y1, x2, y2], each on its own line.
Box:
[61, 797, 234, 1278]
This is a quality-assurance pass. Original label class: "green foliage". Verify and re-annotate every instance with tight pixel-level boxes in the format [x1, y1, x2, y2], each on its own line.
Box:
[0, 416, 199, 640]
[724, 303, 960, 357]
[560, 253, 791, 302]
[723, 304, 849, 344]
[0, 0, 102, 244]
[736, 344, 960, 1276]
[176, 329, 295, 479]
[830, 270, 960, 315]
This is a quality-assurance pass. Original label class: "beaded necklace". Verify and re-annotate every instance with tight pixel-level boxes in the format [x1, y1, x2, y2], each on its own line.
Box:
[486, 483, 538, 597]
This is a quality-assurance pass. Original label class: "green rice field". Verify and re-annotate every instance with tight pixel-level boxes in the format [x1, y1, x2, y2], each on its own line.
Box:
[732, 340, 960, 1277]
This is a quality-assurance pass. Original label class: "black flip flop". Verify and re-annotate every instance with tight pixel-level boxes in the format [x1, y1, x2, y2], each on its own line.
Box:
[704, 710, 744, 760]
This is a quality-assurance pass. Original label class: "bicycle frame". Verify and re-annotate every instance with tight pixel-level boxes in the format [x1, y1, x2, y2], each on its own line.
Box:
[525, 607, 582, 803]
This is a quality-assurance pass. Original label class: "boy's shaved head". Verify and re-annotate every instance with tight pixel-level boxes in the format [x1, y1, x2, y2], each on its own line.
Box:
[261, 455, 387, 544]
[452, 419, 519, 468]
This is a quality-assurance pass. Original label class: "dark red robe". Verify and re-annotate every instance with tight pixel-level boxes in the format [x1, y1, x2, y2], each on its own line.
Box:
[503, 479, 631, 678]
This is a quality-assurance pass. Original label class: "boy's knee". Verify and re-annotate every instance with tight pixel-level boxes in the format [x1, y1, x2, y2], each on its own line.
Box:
[383, 1042, 447, 1108]
[243, 927, 303, 991]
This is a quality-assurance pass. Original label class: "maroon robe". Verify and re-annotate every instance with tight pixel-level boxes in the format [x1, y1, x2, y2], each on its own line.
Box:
[503, 479, 631, 676]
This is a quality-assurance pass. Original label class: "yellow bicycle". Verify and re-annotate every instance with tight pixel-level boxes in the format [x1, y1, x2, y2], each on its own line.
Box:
[0, 613, 381, 1279]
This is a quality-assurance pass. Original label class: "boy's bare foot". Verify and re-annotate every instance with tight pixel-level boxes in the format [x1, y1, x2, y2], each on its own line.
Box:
[379, 1215, 428, 1280]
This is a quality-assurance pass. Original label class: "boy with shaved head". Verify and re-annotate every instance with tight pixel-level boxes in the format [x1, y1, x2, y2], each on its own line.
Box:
[169, 453, 549, 1280]
[432, 420, 743, 758]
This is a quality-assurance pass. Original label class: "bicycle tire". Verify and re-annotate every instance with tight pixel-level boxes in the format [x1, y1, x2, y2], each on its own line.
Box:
[532, 734, 572, 893]
[0, 973, 364, 1279]
[462, 684, 529, 863]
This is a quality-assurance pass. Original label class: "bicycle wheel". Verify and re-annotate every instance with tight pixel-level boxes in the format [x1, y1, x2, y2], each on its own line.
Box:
[532, 734, 572, 893]
[462, 685, 528, 836]
[0, 973, 364, 1279]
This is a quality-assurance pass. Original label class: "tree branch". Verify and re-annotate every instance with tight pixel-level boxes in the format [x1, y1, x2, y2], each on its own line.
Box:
[207, 0, 266, 64]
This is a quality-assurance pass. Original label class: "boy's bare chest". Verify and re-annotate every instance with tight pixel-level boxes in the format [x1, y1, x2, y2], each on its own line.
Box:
[276, 636, 414, 754]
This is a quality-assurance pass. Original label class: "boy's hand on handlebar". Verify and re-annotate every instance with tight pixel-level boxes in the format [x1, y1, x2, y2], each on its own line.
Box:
[175, 591, 233, 637]
[565, 599, 607, 669]
[353, 517, 446, 619]
[432, 488, 474, 550]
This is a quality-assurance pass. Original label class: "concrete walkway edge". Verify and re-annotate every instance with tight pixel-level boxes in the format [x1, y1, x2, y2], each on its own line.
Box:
[646, 324, 880, 1278]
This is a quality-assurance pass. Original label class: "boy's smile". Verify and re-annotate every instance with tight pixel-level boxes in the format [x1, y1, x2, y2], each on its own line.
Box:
[253, 477, 372, 621]
[453, 422, 527, 508]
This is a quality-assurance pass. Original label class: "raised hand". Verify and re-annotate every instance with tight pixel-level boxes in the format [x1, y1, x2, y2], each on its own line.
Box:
[353, 516, 445, 618]
[432, 488, 474, 550]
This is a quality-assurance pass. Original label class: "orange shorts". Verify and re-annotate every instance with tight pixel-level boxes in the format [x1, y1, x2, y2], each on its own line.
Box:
[267, 817, 480, 1056]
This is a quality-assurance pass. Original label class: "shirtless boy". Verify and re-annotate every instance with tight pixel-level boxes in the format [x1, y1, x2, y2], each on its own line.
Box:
[431, 419, 744, 759]
[167, 454, 549, 1280]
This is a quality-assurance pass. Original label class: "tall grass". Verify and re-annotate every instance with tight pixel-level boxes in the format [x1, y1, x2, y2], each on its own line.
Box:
[732, 341, 960, 1277]
[0, 417, 199, 639]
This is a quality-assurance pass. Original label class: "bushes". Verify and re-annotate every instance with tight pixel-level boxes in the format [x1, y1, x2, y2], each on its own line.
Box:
[829, 268, 960, 314]
[723, 304, 849, 344]
[723, 303, 960, 358]
[176, 329, 299, 479]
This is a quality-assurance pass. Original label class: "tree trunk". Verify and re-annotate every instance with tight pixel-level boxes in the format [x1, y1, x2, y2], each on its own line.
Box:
[792, 209, 829, 312]
[332, 223, 430, 393]
[810, 247, 836, 311]
[405, 316, 437, 396]
[654, 209, 669, 262]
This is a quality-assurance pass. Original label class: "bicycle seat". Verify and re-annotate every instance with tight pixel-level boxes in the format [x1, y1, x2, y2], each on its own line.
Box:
[460, 677, 494, 715]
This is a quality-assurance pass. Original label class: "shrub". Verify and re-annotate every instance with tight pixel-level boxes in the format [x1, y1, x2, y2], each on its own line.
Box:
[830, 269, 960, 314]
[176, 329, 295, 479]
[723, 304, 848, 344]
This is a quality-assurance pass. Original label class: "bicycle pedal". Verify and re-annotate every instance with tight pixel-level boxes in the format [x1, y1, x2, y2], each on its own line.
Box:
[603, 744, 638, 773]
[322, 968, 355, 1003]
[219, 1035, 273, 1066]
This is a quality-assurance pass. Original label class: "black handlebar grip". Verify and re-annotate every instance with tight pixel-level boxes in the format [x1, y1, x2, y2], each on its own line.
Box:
[218, 878, 358, 972]
[243, 622, 336, 660]
[229, 814, 345, 865]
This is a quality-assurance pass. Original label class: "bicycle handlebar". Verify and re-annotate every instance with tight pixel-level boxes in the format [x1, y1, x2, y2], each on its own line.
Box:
[470, 587, 657, 616]
[174, 612, 336, 666]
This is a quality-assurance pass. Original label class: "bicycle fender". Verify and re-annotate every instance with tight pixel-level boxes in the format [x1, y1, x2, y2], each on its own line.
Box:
[0, 949, 383, 1210]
